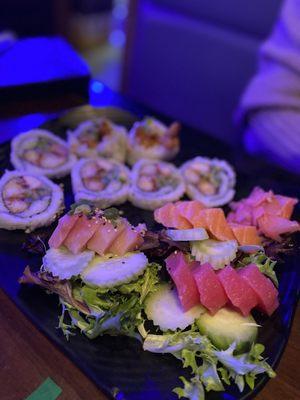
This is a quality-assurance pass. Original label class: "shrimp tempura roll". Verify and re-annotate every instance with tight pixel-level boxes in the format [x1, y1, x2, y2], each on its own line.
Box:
[0, 170, 64, 231]
[180, 156, 236, 207]
[129, 159, 185, 210]
[10, 129, 76, 178]
[127, 117, 180, 165]
[68, 118, 128, 162]
[71, 157, 130, 209]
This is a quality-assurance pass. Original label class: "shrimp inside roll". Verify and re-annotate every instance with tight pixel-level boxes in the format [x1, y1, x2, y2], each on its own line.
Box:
[71, 158, 130, 208]
[10, 129, 75, 178]
[127, 117, 180, 165]
[181, 157, 236, 207]
[129, 159, 185, 210]
[0, 171, 64, 231]
[68, 118, 127, 162]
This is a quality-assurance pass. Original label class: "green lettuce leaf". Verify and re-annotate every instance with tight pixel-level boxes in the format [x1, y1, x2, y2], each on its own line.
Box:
[239, 252, 278, 287]
[173, 376, 205, 400]
[59, 262, 161, 339]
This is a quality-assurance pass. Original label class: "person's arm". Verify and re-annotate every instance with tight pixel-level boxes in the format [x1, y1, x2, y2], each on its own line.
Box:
[238, 0, 300, 173]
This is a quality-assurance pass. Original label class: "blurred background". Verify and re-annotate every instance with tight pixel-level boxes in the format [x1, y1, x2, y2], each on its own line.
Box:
[0, 0, 283, 143]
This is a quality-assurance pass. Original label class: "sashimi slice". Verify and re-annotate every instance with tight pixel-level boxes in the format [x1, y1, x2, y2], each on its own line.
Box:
[257, 215, 300, 241]
[227, 188, 299, 242]
[246, 187, 273, 207]
[165, 251, 199, 311]
[228, 223, 261, 246]
[192, 263, 227, 314]
[174, 200, 206, 222]
[227, 203, 253, 226]
[218, 266, 258, 316]
[192, 208, 235, 241]
[108, 221, 144, 256]
[154, 203, 192, 229]
[238, 264, 279, 316]
[48, 214, 79, 248]
[63, 215, 100, 254]
[87, 219, 126, 255]
[274, 195, 298, 219]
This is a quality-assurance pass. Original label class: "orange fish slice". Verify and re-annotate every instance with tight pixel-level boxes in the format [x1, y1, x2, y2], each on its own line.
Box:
[87, 218, 126, 256]
[48, 214, 79, 249]
[63, 215, 100, 254]
[192, 208, 235, 241]
[154, 203, 192, 229]
[108, 221, 144, 256]
[228, 223, 261, 246]
[174, 200, 206, 222]
[257, 215, 300, 241]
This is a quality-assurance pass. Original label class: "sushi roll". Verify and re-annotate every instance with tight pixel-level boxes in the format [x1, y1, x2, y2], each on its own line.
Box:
[0, 170, 64, 231]
[71, 157, 130, 208]
[10, 129, 76, 178]
[67, 118, 128, 162]
[180, 156, 236, 207]
[129, 159, 185, 210]
[127, 117, 180, 165]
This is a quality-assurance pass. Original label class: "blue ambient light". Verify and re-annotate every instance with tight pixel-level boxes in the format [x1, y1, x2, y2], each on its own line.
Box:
[91, 80, 104, 93]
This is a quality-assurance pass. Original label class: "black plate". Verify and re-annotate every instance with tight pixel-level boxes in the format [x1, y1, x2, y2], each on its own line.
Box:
[0, 106, 299, 400]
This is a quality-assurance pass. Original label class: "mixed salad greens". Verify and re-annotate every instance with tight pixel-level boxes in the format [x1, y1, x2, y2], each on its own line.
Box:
[18, 200, 291, 400]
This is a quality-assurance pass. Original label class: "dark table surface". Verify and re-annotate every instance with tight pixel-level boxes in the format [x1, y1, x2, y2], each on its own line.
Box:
[0, 81, 299, 400]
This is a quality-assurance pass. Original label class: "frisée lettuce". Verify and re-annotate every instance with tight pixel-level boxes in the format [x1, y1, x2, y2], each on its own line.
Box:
[58, 261, 161, 339]
[143, 325, 275, 400]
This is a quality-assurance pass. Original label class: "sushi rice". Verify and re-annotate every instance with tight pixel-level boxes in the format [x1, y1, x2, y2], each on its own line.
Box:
[129, 159, 185, 210]
[71, 157, 130, 209]
[67, 118, 128, 162]
[10, 129, 76, 178]
[181, 156, 236, 207]
[0, 170, 64, 231]
[127, 117, 180, 165]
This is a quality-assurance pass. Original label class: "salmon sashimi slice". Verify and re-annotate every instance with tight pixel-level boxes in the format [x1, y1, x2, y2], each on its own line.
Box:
[87, 218, 126, 255]
[154, 203, 192, 229]
[218, 266, 258, 316]
[192, 263, 227, 314]
[108, 221, 144, 256]
[228, 187, 299, 241]
[63, 215, 101, 254]
[246, 187, 273, 207]
[48, 214, 79, 248]
[165, 251, 200, 311]
[228, 223, 261, 246]
[257, 215, 300, 241]
[192, 208, 235, 241]
[238, 264, 279, 316]
[273, 195, 298, 219]
[174, 200, 206, 222]
[227, 203, 253, 225]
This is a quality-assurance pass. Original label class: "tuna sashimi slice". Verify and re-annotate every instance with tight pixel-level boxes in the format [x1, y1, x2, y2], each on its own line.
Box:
[192, 263, 227, 314]
[193, 208, 235, 241]
[228, 223, 261, 246]
[238, 264, 279, 316]
[218, 266, 258, 316]
[87, 218, 126, 255]
[48, 214, 79, 248]
[165, 251, 199, 311]
[154, 203, 192, 229]
[175, 200, 206, 222]
[108, 221, 144, 256]
[257, 215, 300, 241]
[63, 215, 100, 254]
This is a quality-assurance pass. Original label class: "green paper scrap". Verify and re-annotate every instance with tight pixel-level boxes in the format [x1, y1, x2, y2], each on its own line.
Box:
[25, 377, 62, 400]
